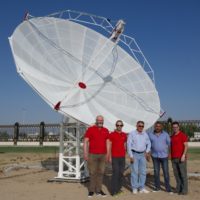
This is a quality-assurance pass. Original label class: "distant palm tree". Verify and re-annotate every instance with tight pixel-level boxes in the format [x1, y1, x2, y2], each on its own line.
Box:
[165, 117, 173, 135]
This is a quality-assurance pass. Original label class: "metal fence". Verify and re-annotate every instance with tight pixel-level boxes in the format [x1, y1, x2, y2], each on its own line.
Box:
[0, 120, 200, 144]
[0, 122, 87, 145]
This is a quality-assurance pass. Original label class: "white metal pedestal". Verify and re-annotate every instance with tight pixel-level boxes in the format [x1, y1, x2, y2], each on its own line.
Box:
[53, 122, 89, 182]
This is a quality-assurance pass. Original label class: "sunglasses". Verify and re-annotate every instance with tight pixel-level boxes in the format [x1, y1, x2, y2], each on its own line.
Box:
[116, 124, 123, 127]
[138, 125, 144, 128]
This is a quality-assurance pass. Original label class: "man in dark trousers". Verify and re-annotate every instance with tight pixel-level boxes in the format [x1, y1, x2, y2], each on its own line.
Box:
[83, 115, 109, 197]
[108, 120, 127, 196]
[149, 121, 172, 193]
[171, 121, 188, 195]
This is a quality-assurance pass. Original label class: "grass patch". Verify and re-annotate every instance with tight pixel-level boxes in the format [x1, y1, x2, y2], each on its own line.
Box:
[188, 147, 200, 154]
[0, 146, 59, 153]
[0, 146, 199, 159]
[188, 147, 200, 160]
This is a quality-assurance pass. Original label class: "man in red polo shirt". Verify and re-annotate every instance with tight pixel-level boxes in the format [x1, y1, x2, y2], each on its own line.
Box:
[83, 115, 109, 197]
[171, 121, 188, 195]
[108, 120, 127, 196]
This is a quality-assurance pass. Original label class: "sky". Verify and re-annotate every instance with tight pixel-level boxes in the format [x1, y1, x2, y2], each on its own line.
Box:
[0, 0, 200, 124]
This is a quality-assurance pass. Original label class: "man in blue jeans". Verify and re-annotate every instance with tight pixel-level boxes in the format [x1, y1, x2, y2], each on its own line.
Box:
[127, 121, 151, 194]
[148, 121, 172, 193]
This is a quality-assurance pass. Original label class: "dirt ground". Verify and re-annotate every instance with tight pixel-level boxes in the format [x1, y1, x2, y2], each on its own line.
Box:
[0, 153, 200, 200]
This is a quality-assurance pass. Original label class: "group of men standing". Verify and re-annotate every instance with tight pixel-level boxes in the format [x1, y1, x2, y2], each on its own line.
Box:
[83, 115, 188, 197]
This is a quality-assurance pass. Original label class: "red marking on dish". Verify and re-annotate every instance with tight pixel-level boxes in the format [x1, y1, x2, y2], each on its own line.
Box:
[78, 82, 87, 89]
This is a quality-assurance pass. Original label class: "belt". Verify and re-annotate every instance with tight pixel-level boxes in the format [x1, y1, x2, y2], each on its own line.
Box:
[131, 149, 145, 154]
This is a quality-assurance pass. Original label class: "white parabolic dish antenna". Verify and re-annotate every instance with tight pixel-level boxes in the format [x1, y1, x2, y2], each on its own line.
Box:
[9, 10, 161, 132]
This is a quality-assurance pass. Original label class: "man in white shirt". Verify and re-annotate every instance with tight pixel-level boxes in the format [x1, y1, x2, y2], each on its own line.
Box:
[127, 121, 151, 194]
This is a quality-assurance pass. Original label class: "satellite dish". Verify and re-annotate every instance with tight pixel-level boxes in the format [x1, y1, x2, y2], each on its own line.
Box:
[9, 10, 161, 131]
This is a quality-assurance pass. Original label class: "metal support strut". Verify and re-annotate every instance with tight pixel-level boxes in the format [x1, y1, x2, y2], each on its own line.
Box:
[53, 119, 89, 182]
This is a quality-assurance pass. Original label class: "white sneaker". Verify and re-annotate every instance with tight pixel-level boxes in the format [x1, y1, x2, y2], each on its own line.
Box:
[132, 189, 138, 194]
[139, 188, 150, 194]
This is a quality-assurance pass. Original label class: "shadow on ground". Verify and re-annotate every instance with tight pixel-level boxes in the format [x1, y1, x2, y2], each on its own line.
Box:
[81, 163, 176, 194]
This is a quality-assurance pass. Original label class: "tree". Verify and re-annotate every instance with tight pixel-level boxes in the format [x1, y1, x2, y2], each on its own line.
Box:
[180, 124, 200, 138]
[163, 117, 173, 135]
[0, 131, 10, 140]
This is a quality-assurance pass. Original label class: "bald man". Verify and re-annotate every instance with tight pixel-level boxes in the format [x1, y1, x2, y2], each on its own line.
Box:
[84, 115, 109, 197]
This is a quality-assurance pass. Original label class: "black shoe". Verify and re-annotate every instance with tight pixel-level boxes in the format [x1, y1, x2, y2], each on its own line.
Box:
[178, 192, 187, 195]
[111, 193, 117, 197]
[175, 188, 181, 193]
[111, 192, 116, 196]
[152, 188, 161, 192]
[96, 190, 107, 197]
[88, 192, 94, 197]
